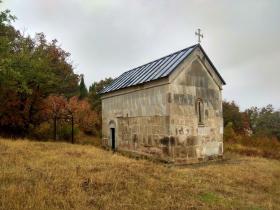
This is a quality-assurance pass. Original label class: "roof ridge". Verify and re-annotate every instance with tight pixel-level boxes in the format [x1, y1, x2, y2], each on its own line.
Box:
[122, 44, 199, 74]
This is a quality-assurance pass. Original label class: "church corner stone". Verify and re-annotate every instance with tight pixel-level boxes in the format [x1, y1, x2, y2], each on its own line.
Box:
[101, 46, 225, 164]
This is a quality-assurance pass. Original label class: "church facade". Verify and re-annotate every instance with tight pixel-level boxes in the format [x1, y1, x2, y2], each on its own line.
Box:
[100, 44, 226, 163]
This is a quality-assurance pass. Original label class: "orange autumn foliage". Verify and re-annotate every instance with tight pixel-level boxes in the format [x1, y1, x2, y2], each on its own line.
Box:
[40, 95, 99, 135]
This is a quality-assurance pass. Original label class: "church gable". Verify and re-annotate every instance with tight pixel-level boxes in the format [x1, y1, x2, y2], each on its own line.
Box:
[195, 47, 225, 88]
[169, 46, 225, 90]
[170, 57, 222, 111]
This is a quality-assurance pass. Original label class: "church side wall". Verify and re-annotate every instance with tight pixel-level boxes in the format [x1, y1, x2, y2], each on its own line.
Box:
[102, 84, 171, 158]
[169, 48, 224, 162]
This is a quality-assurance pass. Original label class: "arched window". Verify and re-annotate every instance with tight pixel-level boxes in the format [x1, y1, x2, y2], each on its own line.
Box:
[196, 99, 204, 125]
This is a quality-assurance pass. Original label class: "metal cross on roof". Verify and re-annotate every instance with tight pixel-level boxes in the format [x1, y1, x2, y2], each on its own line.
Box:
[195, 28, 203, 44]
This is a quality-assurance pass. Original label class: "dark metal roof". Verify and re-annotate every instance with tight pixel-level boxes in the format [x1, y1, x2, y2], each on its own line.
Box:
[100, 44, 225, 94]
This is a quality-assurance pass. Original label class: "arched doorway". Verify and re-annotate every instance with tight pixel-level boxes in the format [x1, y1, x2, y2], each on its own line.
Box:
[109, 120, 116, 150]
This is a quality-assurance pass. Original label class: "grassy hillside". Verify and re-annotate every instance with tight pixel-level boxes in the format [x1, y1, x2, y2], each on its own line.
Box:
[0, 139, 279, 210]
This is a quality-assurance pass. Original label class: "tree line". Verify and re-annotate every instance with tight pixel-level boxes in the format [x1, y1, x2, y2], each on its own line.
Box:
[0, 4, 112, 140]
[223, 101, 280, 140]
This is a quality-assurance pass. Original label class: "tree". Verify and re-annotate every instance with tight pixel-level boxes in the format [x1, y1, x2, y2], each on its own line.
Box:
[39, 95, 99, 140]
[41, 95, 67, 140]
[79, 74, 88, 99]
[67, 96, 99, 135]
[0, 3, 80, 136]
[88, 77, 113, 113]
[223, 101, 244, 133]
[246, 105, 280, 139]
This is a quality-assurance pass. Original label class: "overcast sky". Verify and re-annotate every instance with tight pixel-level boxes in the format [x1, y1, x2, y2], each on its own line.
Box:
[2, 0, 280, 110]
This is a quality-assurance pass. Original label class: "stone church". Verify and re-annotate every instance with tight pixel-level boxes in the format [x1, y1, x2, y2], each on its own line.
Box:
[100, 44, 226, 163]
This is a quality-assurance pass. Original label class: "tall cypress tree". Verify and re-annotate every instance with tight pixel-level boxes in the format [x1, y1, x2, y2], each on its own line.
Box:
[79, 74, 88, 99]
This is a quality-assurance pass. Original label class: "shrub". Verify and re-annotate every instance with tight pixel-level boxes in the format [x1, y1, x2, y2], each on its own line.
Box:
[225, 134, 280, 160]
[58, 124, 79, 142]
[224, 122, 237, 142]
[29, 122, 52, 140]
[67, 96, 99, 136]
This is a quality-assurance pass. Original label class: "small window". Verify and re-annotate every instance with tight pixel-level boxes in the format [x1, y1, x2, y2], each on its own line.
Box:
[196, 99, 204, 125]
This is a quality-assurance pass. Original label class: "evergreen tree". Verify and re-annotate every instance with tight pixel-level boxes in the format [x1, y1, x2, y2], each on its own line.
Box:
[79, 74, 88, 99]
[88, 77, 113, 113]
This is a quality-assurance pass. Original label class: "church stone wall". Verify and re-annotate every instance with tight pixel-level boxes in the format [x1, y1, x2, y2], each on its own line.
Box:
[102, 84, 171, 158]
[168, 49, 224, 163]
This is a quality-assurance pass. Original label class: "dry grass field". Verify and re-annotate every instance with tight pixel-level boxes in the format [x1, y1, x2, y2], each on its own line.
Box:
[0, 139, 280, 210]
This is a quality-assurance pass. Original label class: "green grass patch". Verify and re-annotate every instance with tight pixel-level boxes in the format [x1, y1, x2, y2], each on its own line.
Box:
[199, 192, 219, 204]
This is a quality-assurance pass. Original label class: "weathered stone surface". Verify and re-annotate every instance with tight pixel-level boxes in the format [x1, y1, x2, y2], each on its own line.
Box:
[101, 47, 224, 163]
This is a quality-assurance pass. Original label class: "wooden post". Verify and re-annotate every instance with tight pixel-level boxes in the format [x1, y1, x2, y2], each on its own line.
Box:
[71, 115, 74, 144]
[54, 116, 57, 140]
